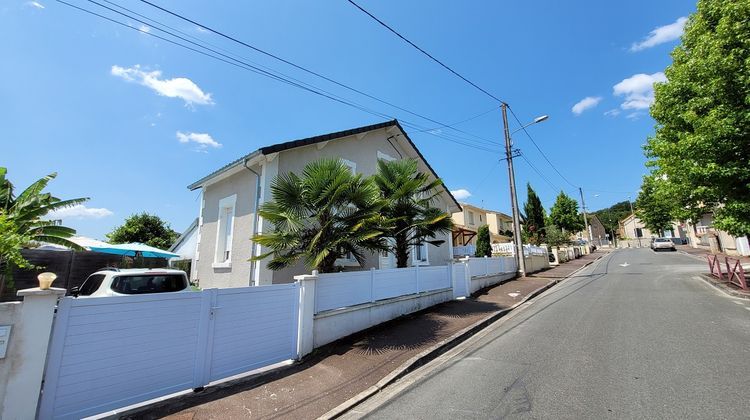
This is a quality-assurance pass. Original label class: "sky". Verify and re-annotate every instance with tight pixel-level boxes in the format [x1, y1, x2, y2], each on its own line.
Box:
[1, 0, 696, 240]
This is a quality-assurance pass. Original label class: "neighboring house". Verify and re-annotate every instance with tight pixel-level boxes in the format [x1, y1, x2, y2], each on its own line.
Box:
[187, 120, 462, 288]
[619, 214, 688, 244]
[683, 212, 750, 256]
[574, 214, 608, 245]
[452, 203, 513, 247]
[169, 218, 199, 277]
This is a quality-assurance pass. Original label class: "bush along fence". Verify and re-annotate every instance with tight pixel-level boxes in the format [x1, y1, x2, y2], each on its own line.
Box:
[0, 255, 550, 419]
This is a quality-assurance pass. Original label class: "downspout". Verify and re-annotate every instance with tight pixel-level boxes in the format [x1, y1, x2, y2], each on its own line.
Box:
[244, 158, 262, 286]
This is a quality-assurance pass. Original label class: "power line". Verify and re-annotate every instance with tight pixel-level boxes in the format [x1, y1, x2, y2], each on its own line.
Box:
[417, 105, 500, 133]
[60, 0, 501, 153]
[507, 106, 579, 190]
[135, 0, 500, 147]
[519, 153, 562, 193]
[345, 0, 503, 104]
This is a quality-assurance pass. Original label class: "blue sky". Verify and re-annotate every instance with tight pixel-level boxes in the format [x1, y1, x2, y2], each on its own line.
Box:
[2, 0, 695, 240]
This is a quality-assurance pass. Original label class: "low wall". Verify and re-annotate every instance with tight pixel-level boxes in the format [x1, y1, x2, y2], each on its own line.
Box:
[524, 254, 550, 273]
[469, 272, 516, 294]
[312, 288, 453, 348]
[0, 302, 21, 416]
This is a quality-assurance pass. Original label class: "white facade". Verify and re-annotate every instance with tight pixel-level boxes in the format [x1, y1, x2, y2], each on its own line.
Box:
[189, 121, 461, 289]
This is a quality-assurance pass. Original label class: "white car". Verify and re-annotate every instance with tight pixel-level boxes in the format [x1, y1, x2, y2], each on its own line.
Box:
[72, 268, 191, 298]
[651, 237, 676, 252]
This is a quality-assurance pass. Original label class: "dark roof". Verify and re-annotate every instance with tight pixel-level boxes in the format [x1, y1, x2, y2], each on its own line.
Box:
[187, 119, 461, 210]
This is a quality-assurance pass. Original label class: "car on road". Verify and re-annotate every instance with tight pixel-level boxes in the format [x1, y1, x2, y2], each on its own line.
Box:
[651, 237, 676, 252]
[72, 268, 191, 298]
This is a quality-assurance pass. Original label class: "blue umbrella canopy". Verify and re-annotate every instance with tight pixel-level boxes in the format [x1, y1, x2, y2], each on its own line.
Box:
[88, 242, 180, 259]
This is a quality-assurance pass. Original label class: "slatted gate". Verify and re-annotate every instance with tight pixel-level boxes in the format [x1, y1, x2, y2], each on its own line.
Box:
[38, 284, 300, 420]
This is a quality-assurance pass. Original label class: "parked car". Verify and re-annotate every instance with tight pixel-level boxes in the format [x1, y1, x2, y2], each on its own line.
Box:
[72, 268, 191, 298]
[651, 238, 676, 252]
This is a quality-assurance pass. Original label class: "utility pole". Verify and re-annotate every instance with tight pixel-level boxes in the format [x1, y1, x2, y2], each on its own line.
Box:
[579, 187, 592, 243]
[501, 103, 526, 276]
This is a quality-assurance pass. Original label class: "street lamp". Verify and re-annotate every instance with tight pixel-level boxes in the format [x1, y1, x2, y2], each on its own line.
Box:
[501, 104, 548, 276]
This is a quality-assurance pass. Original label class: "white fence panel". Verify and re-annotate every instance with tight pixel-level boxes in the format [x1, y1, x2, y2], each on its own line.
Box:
[487, 258, 503, 275]
[208, 284, 299, 382]
[374, 267, 418, 300]
[466, 258, 488, 277]
[39, 293, 204, 420]
[419, 266, 450, 292]
[453, 245, 475, 256]
[315, 271, 371, 312]
[40, 284, 301, 420]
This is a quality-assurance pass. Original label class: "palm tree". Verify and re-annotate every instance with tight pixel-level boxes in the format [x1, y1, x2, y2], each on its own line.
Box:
[372, 159, 453, 268]
[0, 168, 88, 295]
[252, 158, 386, 273]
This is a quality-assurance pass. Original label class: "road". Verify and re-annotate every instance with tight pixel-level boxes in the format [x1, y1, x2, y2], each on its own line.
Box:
[346, 248, 750, 419]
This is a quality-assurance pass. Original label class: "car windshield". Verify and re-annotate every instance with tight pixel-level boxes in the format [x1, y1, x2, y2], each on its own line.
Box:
[78, 274, 106, 296]
[110, 274, 187, 294]
[655, 238, 671, 242]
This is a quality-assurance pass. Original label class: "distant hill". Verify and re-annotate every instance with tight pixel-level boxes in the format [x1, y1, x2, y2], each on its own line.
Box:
[591, 200, 633, 235]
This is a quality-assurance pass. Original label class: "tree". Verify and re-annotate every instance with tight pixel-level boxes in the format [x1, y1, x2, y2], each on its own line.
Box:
[645, 0, 750, 237]
[252, 158, 386, 273]
[543, 225, 571, 248]
[107, 213, 178, 250]
[635, 174, 676, 236]
[475, 225, 492, 257]
[549, 192, 584, 233]
[0, 168, 87, 295]
[373, 159, 453, 268]
[522, 183, 546, 245]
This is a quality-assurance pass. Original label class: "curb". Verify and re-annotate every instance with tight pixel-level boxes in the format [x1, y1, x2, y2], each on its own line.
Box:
[695, 273, 750, 300]
[319, 253, 605, 419]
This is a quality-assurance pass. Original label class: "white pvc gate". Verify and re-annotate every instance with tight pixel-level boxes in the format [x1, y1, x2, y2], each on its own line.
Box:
[38, 284, 300, 420]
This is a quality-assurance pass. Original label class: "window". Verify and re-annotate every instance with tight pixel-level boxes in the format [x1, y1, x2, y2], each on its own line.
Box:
[110, 274, 187, 294]
[414, 242, 429, 264]
[479, 214, 483, 222]
[377, 151, 396, 162]
[215, 194, 236, 266]
[467, 211, 475, 225]
[341, 158, 356, 174]
[78, 274, 105, 296]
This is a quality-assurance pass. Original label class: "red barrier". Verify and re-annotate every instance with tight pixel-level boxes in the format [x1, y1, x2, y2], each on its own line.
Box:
[708, 254, 724, 279]
[724, 257, 748, 290]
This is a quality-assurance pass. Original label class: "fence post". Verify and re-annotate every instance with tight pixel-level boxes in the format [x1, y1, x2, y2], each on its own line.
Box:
[295, 272, 318, 359]
[484, 256, 489, 277]
[415, 263, 420, 293]
[370, 268, 376, 302]
[447, 263, 454, 295]
[3, 287, 66, 420]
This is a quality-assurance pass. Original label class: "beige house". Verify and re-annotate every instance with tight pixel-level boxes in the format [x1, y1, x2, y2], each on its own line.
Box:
[684, 212, 749, 256]
[187, 120, 462, 288]
[452, 203, 513, 246]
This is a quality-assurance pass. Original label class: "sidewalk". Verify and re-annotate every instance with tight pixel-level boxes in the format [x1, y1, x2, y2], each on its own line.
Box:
[677, 245, 750, 264]
[130, 252, 606, 420]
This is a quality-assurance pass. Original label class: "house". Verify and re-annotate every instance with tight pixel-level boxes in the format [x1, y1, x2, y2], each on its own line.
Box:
[619, 214, 688, 244]
[683, 212, 750, 256]
[169, 218, 199, 277]
[574, 214, 609, 246]
[187, 120, 462, 288]
[452, 203, 513, 248]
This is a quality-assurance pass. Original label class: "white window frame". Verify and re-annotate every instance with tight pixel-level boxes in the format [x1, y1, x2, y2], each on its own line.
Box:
[413, 242, 429, 266]
[213, 194, 236, 268]
[377, 151, 396, 162]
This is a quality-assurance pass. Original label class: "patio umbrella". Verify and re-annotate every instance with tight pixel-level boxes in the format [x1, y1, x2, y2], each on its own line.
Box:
[88, 242, 180, 259]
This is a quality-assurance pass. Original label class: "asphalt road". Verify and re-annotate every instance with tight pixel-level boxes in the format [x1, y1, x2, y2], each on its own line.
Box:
[347, 248, 750, 419]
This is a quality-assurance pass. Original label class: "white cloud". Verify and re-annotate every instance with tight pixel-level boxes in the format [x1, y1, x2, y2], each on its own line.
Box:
[111, 65, 214, 106]
[177, 131, 222, 150]
[613, 72, 666, 110]
[450, 189, 472, 200]
[26, 1, 45, 9]
[48, 205, 113, 220]
[604, 109, 621, 117]
[631, 17, 687, 52]
[138, 24, 151, 33]
[571, 96, 602, 115]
